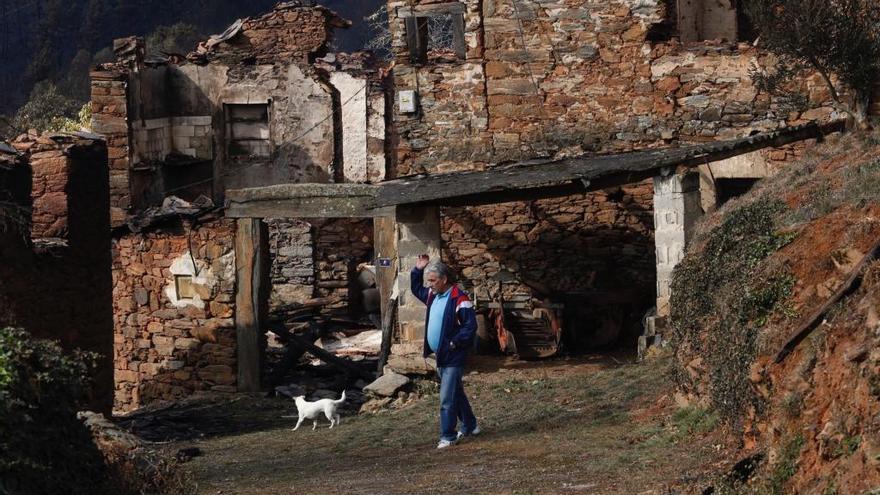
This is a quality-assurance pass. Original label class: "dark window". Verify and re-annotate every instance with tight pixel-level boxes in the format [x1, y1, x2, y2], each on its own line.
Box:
[225, 103, 271, 158]
[676, 0, 738, 43]
[716, 178, 759, 205]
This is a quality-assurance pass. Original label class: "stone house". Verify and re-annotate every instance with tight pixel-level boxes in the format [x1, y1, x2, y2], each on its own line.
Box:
[2, 1, 845, 413]
[89, 2, 388, 412]
[0, 133, 113, 414]
[377, 0, 836, 357]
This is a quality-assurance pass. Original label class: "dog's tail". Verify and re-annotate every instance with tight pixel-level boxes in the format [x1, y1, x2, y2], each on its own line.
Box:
[334, 390, 347, 404]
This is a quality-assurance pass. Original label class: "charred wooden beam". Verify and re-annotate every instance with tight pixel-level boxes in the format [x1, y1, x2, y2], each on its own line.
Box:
[287, 334, 375, 381]
[223, 122, 844, 218]
[774, 241, 880, 364]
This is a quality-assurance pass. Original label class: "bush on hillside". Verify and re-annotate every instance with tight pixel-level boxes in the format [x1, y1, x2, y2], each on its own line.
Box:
[0, 327, 109, 494]
[669, 199, 797, 425]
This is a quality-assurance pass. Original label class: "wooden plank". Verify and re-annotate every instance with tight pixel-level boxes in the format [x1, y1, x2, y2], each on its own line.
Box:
[287, 334, 375, 381]
[398, 3, 466, 18]
[774, 241, 880, 364]
[225, 198, 382, 218]
[220, 122, 843, 217]
[405, 17, 427, 64]
[452, 13, 466, 59]
[224, 184, 392, 219]
[375, 122, 842, 207]
[234, 218, 267, 393]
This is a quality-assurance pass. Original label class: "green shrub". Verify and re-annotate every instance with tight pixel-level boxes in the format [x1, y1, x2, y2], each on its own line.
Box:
[0, 327, 110, 495]
[670, 199, 797, 424]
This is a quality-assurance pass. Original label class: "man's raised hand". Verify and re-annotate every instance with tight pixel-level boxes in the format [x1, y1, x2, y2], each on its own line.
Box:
[415, 254, 430, 270]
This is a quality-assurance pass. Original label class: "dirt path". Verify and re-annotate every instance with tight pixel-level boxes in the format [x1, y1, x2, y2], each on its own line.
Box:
[164, 355, 732, 494]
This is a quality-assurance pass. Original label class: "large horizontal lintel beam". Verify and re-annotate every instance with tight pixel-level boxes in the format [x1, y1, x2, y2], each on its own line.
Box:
[376, 121, 843, 207]
[416, 169, 660, 208]
[225, 198, 393, 218]
[225, 183, 392, 218]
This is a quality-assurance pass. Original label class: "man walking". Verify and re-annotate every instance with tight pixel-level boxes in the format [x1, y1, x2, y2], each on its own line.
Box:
[411, 254, 480, 449]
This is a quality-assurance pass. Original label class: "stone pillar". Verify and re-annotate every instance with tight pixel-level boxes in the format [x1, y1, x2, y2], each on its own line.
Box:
[653, 172, 701, 317]
[91, 68, 131, 228]
[395, 205, 441, 344]
[30, 148, 72, 239]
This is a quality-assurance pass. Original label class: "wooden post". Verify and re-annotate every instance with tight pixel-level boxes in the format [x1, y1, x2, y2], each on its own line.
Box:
[374, 215, 398, 373]
[235, 218, 268, 393]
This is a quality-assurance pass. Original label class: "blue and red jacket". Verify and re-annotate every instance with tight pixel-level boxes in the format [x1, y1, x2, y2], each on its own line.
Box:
[411, 266, 477, 367]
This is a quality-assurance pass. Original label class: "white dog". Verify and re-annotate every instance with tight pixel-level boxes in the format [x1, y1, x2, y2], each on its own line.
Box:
[292, 390, 346, 431]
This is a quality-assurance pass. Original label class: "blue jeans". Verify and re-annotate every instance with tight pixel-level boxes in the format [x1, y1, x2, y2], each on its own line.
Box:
[437, 366, 477, 442]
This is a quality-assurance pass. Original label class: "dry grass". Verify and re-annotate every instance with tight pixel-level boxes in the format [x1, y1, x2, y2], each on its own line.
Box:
[162, 355, 733, 495]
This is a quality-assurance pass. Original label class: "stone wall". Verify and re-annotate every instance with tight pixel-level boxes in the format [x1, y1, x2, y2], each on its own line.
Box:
[268, 218, 315, 314]
[313, 218, 374, 314]
[386, 0, 835, 176]
[266, 218, 375, 318]
[442, 183, 656, 348]
[201, 4, 346, 66]
[91, 68, 131, 227]
[111, 218, 237, 413]
[0, 134, 113, 413]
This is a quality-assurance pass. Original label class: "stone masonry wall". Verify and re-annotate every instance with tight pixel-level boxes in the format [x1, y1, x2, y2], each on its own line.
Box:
[268, 218, 315, 314]
[387, 0, 836, 176]
[266, 218, 374, 318]
[312, 218, 374, 315]
[0, 134, 114, 413]
[91, 68, 131, 227]
[443, 184, 655, 299]
[201, 4, 345, 66]
[112, 219, 236, 413]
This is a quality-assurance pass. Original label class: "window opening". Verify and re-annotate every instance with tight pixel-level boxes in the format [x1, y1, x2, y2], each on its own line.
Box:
[402, 3, 466, 63]
[174, 275, 196, 300]
[226, 103, 271, 159]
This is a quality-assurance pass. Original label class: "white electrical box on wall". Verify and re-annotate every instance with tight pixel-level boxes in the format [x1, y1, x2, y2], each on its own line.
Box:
[398, 90, 417, 113]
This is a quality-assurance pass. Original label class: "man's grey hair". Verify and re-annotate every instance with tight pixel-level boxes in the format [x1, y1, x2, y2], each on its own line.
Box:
[424, 260, 456, 282]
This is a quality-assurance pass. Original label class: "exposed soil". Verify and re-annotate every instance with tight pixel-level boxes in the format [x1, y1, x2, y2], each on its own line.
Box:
[672, 131, 880, 493]
[146, 354, 735, 495]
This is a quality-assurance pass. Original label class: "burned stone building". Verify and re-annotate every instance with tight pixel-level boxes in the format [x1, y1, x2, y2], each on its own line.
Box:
[88, 2, 388, 411]
[2, 1, 845, 413]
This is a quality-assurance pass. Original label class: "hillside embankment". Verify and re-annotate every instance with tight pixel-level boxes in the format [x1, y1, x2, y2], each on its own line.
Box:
[671, 130, 880, 494]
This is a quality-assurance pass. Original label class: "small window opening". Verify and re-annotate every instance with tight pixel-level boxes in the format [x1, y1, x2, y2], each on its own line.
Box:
[226, 103, 271, 159]
[402, 3, 466, 64]
[175, 274, 196, 300]
[676, 0, 738, 43]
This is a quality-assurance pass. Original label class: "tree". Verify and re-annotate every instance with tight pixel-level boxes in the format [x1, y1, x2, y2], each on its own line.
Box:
[746, 0, 880, 128]
[10, 81, 84, 136]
